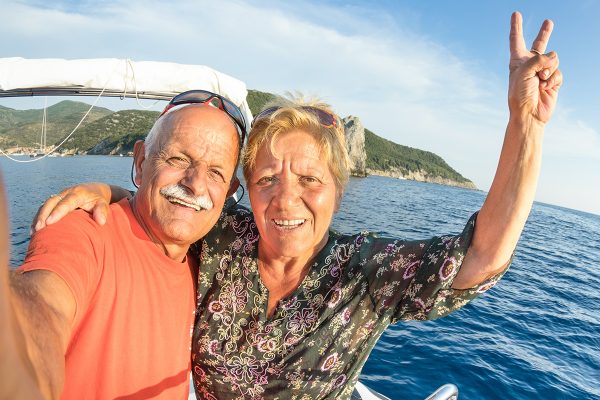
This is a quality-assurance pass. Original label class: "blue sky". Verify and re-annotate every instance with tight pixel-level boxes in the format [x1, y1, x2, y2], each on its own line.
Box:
[1, 0, 599, 215]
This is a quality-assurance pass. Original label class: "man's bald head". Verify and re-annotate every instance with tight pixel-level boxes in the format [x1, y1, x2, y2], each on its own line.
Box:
[144, 104, 241, 160]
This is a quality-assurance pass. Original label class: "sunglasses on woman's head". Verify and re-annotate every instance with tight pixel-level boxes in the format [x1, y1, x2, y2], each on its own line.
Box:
[159, 90, 247, 147]
[252, 106, 338, 129]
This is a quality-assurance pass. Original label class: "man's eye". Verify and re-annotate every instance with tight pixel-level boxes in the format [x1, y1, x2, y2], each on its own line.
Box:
[166, 157, 189, 167]
[208, 169, 225, 182]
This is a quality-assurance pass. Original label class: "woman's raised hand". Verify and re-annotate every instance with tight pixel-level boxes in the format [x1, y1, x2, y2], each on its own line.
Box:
[453, 12, 563, 289]
[508, 11, 562, 124]
[31, 182, 114, 233]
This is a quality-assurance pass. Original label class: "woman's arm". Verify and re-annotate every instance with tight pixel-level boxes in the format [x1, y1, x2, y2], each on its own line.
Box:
[32, 183, 130, 232]
[452, 12, 562, 289]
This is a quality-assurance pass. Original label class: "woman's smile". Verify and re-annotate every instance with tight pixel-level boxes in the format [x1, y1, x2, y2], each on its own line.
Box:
[271, 218, 307, 229]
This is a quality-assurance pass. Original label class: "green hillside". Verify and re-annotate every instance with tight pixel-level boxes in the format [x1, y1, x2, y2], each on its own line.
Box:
[246, 89, 472, 185]
[60, 109, 159, 154]
[0, 100, 113, 148]
[364, 129, 471, 184]
[0, 94, 474, 187]
[247, 89, 277, 115]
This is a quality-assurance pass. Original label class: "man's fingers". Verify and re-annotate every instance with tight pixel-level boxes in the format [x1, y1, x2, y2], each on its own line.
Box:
[530, 19, 554, 54]
[509, 11, 527, 56]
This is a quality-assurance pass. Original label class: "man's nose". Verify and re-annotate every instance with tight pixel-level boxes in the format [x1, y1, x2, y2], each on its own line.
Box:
[181, 165, 208, 197]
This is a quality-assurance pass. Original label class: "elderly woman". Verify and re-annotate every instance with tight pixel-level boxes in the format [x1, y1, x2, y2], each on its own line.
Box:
[33, 12, 561, 400]
[190, 98, 497, 399]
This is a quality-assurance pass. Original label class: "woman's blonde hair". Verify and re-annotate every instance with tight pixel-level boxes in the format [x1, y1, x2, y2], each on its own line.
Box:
[242, 95, 350, 195]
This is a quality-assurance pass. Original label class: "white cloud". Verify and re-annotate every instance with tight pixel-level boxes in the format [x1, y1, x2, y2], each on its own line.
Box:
[544, 110, 600, 159]
[1, 0, 598, 214]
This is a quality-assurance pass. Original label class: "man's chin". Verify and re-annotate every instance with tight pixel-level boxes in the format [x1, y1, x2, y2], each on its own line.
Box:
[158, 218, 214, 245]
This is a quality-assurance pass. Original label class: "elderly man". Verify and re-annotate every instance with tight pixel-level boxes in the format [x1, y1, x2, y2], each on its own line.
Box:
[0, 92, 244, 400]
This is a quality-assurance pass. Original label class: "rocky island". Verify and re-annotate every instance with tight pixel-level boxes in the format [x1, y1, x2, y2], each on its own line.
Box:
[0, 90, 476, 190]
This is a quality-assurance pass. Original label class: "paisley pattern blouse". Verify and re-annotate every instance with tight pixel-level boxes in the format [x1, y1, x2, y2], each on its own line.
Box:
[191, 205, 505, 400]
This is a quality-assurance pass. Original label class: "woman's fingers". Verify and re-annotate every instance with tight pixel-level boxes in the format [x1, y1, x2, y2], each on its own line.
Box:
[33, 191, 90, 231]
[509, 11, 528, 56]
[530, 19, 554, 54]
[537, 51, 559, 81]
[45, 190, 100, 225]
[514, 51, 558, 86]
[31, 194, 64, 232]
[510, 12, 555, 76]
[91, 201, 109, 226]
[32, 183, 113, 233]
[526, 51, 559, 81]
[541, 68, 563, 90]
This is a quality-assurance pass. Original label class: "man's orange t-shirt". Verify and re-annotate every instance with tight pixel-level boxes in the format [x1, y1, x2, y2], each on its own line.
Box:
[20, 199, 196, 400]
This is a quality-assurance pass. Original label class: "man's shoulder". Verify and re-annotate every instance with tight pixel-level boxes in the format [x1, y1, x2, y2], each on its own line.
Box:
[44, 208, 101, 235]
[31, 199, 131, 247]
[107, 198, 134, 225]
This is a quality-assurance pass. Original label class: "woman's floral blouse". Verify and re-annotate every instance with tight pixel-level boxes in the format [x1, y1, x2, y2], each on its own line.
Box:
[192, 205, 505, 400]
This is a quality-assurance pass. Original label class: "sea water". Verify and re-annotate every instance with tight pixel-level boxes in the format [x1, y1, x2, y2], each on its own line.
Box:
[2, 156, 599, 400]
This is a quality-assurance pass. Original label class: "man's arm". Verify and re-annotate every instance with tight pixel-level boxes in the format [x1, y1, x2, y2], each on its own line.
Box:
[9, 270, 75, 399]
[1, 174, 75, 399]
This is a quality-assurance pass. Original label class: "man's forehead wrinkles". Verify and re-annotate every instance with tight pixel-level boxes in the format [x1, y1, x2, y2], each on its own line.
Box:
[158, 132, 235, 167]
[162, 126, 224, 146]
[161, 141, 220, 158]
[153, 109, 238, 169]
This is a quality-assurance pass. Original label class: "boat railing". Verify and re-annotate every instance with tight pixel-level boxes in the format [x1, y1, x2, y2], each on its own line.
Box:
[424, 383, 459, 400]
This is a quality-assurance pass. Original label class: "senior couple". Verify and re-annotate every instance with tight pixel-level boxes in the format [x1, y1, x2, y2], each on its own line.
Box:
[0, 12, 562, 400]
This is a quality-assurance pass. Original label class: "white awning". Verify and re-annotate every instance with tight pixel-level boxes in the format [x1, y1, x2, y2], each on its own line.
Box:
[0, 57, 253, 124]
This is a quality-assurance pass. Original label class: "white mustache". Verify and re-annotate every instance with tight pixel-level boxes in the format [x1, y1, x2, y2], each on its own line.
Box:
[159, 184, 213, 211]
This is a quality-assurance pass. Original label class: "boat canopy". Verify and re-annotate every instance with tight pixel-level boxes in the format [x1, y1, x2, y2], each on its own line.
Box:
[0, 57, 253, 124]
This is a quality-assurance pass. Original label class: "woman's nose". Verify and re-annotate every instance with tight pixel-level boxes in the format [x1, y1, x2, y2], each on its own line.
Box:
[272, 178, 302, 209]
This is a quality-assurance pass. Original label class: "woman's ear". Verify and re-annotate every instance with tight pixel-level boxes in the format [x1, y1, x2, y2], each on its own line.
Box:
[132, 140, 146, 186]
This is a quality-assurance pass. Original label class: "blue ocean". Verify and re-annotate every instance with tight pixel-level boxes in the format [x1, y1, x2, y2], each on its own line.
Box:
[2, 155, 599, 399]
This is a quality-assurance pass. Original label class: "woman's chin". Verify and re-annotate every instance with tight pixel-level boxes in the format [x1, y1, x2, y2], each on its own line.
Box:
[262, 230, 329, 261]
[269, 242, 311, 259]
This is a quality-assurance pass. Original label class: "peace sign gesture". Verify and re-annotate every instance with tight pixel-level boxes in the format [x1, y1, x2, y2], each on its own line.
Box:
[508, 12, 562, 124]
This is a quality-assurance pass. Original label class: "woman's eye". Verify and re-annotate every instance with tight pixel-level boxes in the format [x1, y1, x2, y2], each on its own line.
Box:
[301, 176, 319, 184]
[256, 176, 275, 185]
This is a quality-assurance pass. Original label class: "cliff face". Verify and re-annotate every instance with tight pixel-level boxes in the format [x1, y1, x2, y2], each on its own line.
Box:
[365, 167, 477, 189]
[1, 94, 477, 190]
[342, 116, 367, 177]
[342, 115, 477, 190]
